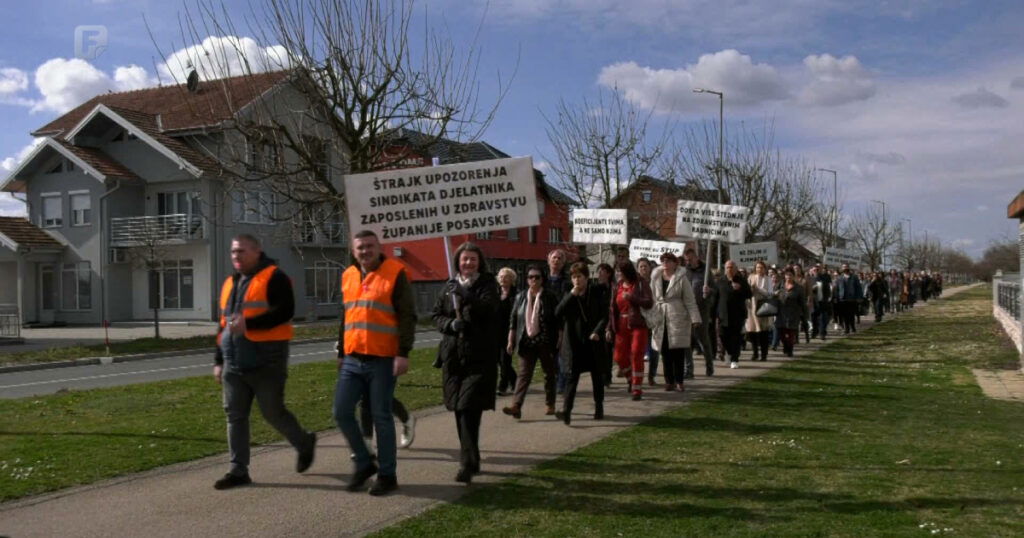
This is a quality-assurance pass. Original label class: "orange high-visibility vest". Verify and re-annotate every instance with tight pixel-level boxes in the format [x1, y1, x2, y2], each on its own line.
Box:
[342, 258, 403, 357]
[218, 265, 294, 343]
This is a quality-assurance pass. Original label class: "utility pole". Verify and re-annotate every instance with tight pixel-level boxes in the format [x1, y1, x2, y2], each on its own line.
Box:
[694, 87, 725, 277]
[815, 167, 838, 256]
[872, 199, 886, 269]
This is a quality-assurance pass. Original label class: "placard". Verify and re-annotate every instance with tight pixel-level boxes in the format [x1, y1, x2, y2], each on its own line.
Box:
[572, 208, 627, 244]
[628, 238, 690, 262]
[729, 241, 778, 267]
[675, 200, 749, 243]
[343, 157, 539, 243]
[823, 247, 864, 269]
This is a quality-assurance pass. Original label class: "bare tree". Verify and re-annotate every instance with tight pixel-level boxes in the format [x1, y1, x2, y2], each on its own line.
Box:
[156, 0, 514, 222]
[542, 88, 669, 208]
[761, 158, 820, 262]
[845, 205, 901, 271]
[119, 217, 185, 338]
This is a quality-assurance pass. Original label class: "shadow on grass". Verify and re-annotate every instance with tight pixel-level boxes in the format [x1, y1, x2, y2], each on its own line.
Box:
[0, 430, 222, 443]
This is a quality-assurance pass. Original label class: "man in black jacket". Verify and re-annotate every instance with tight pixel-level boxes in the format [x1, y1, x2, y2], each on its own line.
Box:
[212, 234, 316, 490]
[683, 248, 715, 376]
[708, 260, 752, 369]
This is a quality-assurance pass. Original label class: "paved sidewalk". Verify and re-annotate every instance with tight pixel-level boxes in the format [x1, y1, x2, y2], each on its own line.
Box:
[0, 286, 974, 537]
[972, 369, 1024, 402]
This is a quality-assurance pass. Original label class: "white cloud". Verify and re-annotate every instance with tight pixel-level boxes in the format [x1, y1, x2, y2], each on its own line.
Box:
[157, 36, 291, 83]
[0, 67, 29, 97]
[1012, 76, 1024, 90]
[951, 87, 1010, 109]
[799, 54, 876, 106]
[31, 58, 117, 113]
[856, 151, 906, 165]
[950, 238, 975, 250]
[598, 50, 789, 113]
[1, 138, 44, 174]
[0, 138, 43, 217]
[975, 205, 989, 212]
[113, 65, 158, 91]
[0, 194, 26, 216]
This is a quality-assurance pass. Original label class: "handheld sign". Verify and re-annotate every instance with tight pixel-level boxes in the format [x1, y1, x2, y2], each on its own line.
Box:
[572, 208, 627, 245]
[344, 157, 539, 243]
[629, 238, 689, 262]
[823, 247, 864, 269]
[675, 200, 749, 243]
[729, 241, 778, 267]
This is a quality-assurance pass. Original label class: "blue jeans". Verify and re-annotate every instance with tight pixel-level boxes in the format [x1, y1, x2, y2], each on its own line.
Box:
[334, 356, 397, 477]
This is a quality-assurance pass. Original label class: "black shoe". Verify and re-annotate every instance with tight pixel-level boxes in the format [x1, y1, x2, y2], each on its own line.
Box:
[296, 432, 316, 473]
[684, 373, 695, 379]
[594, 407, 604, 420]
[369, 475, 399, 496]
[455, 467, 473, 484]
[631, 393, 642, 401]
[706, 367, 714, 376]
[555, 409, 571, 425]
[214, 472, 252, 490]
[346, 462, 379, 492]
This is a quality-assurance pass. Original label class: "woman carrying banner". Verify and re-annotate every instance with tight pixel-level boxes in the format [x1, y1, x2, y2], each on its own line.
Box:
[606, 260, 654, 400]
[648, 252, 702, 391]
[745, 260, 775, 361]
[431, 242, 500, 485]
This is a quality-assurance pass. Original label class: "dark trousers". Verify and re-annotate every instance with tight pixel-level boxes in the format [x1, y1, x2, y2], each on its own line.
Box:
[691, 312, 715, 374]
[563, 366, 605, 414]
[840, 301, 857, 333]
[812, 303, 830, 338]
[454, 408, 483, 471]
[497, 349, 518, 393]
[513, 337, 557, 408]
[359, 396, 410, 438]
[748, 330, 770, 359]
[873, 298, 886, 322]
[660, 345, 692, 384]
[222, 357, 310, 477]
[334, 356, 398, 477]
[722, 324, 744, 361]
[779, 328, 797, 355]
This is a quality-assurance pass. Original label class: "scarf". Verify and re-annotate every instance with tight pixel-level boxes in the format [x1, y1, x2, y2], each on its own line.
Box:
[526, 288, 541, 338]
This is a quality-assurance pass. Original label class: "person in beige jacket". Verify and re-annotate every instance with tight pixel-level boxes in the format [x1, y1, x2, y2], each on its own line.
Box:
[647, 252, 702, 391]
[745, 261, 776, 361]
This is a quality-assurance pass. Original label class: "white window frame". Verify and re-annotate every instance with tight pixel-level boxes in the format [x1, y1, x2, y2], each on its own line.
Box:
[305, 261, 341, 305]
[475, 231, 492, 240]
[528, 226, 537, 244]
[69, 190, 91, 227]
[41, 192, 63, 228]
[148, 260, 195, 310]
[641, 190, 653, 203]
[234, 189, 276, 225]
[548, 226, 562, 244]
[507, 228, 519, 241]
[60, 261, 91, 311]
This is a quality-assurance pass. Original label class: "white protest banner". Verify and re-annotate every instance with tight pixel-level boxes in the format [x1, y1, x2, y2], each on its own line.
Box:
[572, 208, 627, 245]
[675, 200, 749, 243]
[823, 247, 864, 269]
[344, 157, 539, 243]
[729, 241, 778, 267]
[628, 238, 690, 262]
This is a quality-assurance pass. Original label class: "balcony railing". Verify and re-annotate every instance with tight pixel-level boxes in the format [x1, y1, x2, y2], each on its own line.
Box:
[110, 214, 205, 247]
[995, 279, 1020, 321]
[0, 304, 20, 338]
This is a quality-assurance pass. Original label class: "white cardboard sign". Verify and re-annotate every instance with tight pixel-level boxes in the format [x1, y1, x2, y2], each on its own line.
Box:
[572, 208, 628, 245]
[730, 241, 779, 267]
[823, 247, 864, 269]
[628, 238, 690, 262]
[343, 156, 539, 243]
[675, 200, 749, 243]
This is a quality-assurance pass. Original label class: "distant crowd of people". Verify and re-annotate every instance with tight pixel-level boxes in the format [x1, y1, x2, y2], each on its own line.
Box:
[209, 231, 946, 496]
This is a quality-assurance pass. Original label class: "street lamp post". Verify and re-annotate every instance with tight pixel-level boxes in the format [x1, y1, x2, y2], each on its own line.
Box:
[871, 199, 887, 270]
[694, 87, 724, 276]
[902, 217, 913, 270]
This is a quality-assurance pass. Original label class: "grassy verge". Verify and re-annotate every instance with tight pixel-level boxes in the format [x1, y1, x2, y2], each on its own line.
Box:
[0, 324, 342, 367]
[376, 286, 1024, 537]
[0, 347, 442, 501]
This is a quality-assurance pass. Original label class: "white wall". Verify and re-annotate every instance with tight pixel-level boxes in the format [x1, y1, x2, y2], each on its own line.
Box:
[131, 243, 211, 320]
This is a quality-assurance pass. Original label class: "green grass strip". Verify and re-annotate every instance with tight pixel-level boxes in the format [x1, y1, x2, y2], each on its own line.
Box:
[0, 347, 441, 501]
[375, 286, 1024, 538]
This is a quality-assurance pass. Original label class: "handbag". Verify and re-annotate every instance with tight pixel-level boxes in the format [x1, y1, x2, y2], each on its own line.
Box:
[756, 298, 778, 317]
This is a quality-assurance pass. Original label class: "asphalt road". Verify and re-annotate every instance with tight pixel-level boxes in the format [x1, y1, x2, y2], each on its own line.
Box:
[0, 333, 443, 400]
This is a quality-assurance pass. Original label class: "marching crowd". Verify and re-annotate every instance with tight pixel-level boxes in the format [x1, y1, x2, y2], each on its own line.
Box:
[209, 230, 945, 496]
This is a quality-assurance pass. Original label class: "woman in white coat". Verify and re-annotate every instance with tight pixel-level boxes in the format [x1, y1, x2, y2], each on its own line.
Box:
[647, 252, 702, 391]
[745, 260, 775, 361]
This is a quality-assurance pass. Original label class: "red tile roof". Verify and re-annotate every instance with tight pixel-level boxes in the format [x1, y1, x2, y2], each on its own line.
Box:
[32, 70, 292, 136]
[104, 106, 221, 174]
[0, 217, 63, 248]
[52, 139, 139, 181]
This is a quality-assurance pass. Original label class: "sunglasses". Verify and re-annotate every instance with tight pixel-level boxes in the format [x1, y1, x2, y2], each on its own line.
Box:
[527, 274, 543, 280]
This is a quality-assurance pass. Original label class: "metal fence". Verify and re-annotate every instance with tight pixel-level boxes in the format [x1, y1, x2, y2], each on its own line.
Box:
[0, 304, 20, 338]
[995, 280, 1020, 321]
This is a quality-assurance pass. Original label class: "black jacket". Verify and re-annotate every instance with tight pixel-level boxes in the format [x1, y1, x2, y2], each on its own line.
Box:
[508, 287, 560, 350]
[774, 285, 808, 330]
[214, 254, 294, 367]
[432, 273, 500, 412]
[555, 284, 609, 372]
[708, 273, 752, 327]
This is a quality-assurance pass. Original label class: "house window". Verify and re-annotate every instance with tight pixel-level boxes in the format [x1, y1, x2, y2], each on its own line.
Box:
[507, 228, 519, 241]
[475, 231, 492, 240]
[528, 226, 538, 244]
[305, 136, 330, 183]
[538, 199, 546, 216]
[42, 194, 62, 228]
[157, 191, 199, 216]
[548, 227, 562, 244]
[248, 133, 281, 171]
[641, 190, 652, 203]
[234, 190, 276, 224]
[148, 260, 194, 310]
[296, 203, 345, 244]
[70, 192, 91, 226]
[61, 261, 91, 311]
[305, 261, 341, 305]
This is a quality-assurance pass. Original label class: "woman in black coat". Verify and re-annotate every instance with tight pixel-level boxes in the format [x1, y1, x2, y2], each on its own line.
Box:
[774, 268, 808, 357]
[496, 267, 519, 395]
[431, 242, 499, 485]
[554, 262, 609, 425]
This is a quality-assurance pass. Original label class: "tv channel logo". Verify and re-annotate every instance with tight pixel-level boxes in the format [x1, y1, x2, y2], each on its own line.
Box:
[74, 25, 108, 60]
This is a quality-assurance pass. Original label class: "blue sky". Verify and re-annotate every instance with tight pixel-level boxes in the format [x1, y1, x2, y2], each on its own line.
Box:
[2, 0, 1022, 258]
